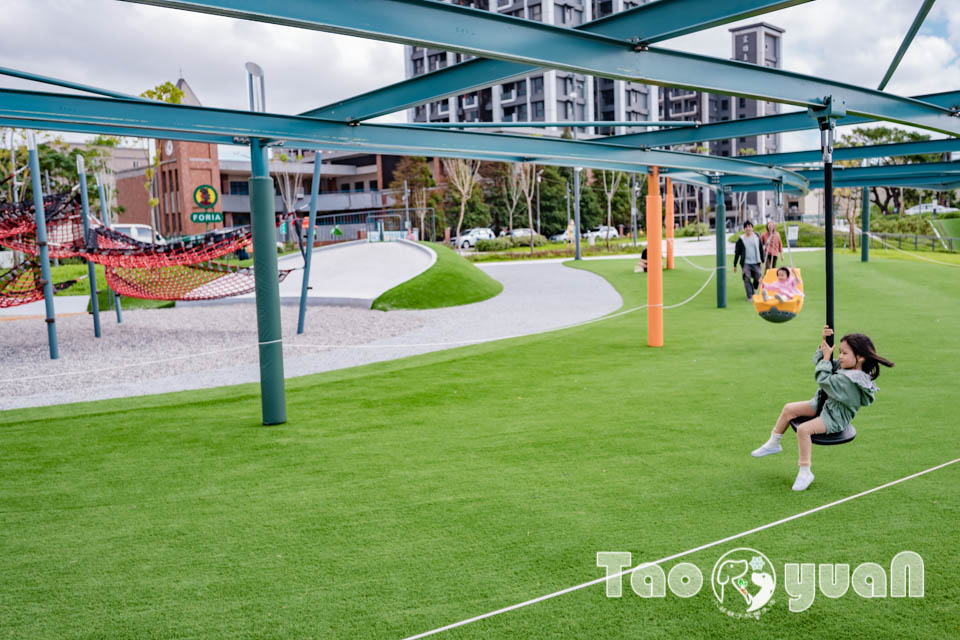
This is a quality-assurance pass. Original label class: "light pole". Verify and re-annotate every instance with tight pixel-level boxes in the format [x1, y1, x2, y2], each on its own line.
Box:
[574, 167, 582, 260]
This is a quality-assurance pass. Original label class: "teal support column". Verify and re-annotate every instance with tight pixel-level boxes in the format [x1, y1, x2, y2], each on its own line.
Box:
[96, 173, 123, 323]
[573, 167, 582, 260]
[249, 138, 286, 425]
[76, 156, 101, 338]
[27, 132, 58, 359]
[861, 185, 870, 262]
[713, 182, 727, 308]
[297, 153, 322, 334]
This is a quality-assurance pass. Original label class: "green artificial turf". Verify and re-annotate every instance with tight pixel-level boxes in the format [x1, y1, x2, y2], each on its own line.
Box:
[371, 242, 502, 310]
[1, 250, 958, 639]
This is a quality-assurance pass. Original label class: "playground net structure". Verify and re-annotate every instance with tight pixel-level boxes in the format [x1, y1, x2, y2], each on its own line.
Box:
[0, 193, 292, 306]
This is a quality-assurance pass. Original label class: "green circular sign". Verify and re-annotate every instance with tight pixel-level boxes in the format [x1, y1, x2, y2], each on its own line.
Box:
[193, 184, 219, 209]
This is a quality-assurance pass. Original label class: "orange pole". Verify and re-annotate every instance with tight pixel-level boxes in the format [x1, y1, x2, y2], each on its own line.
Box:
[665, 177, 675, 270]
[646, 167, 663, 347]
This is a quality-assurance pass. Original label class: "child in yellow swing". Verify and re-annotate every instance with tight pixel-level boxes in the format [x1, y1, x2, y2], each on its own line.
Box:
[761, 266, 803, 304]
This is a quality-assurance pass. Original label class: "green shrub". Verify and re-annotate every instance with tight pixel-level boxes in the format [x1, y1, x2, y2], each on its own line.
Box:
[939, 211, 960, 219]
[676, 222, 710, 237]
[475, 237, 514, 252]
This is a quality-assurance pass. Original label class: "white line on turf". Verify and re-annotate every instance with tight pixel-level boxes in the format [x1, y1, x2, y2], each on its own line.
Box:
[401, 457, 960, 640]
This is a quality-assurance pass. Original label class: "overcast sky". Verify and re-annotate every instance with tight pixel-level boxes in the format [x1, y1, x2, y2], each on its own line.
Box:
[2, 0, 958, 153]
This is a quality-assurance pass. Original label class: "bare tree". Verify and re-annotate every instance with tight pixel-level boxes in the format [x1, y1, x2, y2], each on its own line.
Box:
[517, 163, 537, 253]
[600, 169, 625, 249]
[502, 163, 524, 233]
[441, 157, 482, 250]
[274, 149, 306, 246]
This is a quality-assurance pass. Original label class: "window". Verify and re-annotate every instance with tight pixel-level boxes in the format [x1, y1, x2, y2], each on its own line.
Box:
[340, 183, 350, 193]
[721, 99, 729, 110]
[427, 53, 447, 72]
[497, 0, 510, 7]
[531, 76, 543, 94]
[562, 101, 574, 119]
[517, 80, 527, 97]
[354, 182, 364, 192]
[529, 4, 541, 21]
[369, 180, 378, 191]
[532, 100, 544, 120]
[413, 59, 424, 75]
[436, 99, 449, 114]
[229, 181, 248, 196]
[501, 83, 515, 101]
[739, 98, 746, 108]
[462, 93, 478, 108]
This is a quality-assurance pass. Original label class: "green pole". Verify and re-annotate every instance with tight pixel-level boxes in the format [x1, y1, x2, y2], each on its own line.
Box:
[714, 182, 727, 308]
[297, 152, 322, 335]
[76, 156, 101, 338]
[250, 138, 286, 425]
[861, 186, 870, 262]
[27, 132, 58, 359]
[96, 173, 122, 323]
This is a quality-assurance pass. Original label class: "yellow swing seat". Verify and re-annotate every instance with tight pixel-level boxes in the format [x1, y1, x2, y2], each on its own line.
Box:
[752, 268, 804, 323]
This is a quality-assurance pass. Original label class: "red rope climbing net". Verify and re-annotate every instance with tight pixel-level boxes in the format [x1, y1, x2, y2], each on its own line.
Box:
[0, 260, 82, 308]
[0, 193, 291, 306]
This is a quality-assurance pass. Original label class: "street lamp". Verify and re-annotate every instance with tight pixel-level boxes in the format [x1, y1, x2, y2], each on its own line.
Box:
[536, 169, 543, 235]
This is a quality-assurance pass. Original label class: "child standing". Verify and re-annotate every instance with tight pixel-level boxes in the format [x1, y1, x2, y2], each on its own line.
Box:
[751, 326, 894, 491]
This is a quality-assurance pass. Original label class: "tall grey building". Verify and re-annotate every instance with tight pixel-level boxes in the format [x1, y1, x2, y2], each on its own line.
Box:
[405, 1, 657, 136]
[659, 22, 784, 223]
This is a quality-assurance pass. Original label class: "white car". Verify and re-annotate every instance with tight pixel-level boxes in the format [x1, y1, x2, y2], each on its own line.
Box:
[112, 223, 166, 244]
[583, 226, 619, 240]
[456, 227, 495, 248]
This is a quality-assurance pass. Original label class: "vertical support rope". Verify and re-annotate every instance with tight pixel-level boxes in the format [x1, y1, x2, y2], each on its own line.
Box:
[822, 119, 836, 346]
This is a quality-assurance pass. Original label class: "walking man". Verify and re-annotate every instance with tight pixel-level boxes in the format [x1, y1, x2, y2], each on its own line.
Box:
[734, 221, 765, 300]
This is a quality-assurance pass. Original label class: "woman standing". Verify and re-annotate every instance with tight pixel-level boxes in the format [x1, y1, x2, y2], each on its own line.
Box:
[761, 220, 782, 270]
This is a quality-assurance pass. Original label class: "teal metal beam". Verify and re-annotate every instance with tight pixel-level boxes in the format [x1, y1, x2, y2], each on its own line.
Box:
[747, 138, 960, 167]
[0, 89, 808, 190]
[739, 176, 960, 192]
[877, 0, 937, 91]
[404, 120, 696, 128]
[0, 65, 148, 102]
[119, 0, 960, 136]
[606, 91, 960, 148]
[303, 0, 812, 121]
[723, 160, 960, 185]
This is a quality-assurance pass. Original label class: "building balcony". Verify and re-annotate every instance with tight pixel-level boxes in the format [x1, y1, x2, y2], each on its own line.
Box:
[222, 191, 384, 214]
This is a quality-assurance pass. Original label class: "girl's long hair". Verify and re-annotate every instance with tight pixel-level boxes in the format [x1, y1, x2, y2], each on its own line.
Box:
[841, 333, 894, 380]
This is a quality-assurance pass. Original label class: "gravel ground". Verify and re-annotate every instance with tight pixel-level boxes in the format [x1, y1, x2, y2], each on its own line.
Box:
[0, 261, 621, 411]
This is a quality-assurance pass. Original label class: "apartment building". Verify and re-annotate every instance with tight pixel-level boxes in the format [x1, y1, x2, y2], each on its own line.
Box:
[406, 1, 656, 136]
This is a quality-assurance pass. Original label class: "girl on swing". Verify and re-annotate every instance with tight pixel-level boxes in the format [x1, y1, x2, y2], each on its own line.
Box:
[760, 266, 803, 303]
[751, 326, 894, 491]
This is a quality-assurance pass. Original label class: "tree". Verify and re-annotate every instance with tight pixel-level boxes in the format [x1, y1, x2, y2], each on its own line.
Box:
[517, 163, 538, 252]
[139, 82, 184, 236]
[273, 149, 305, 246]
[837, 126, 938, 217]
[389, 156, 436, 239]
[441, 157, 482, 250]
[599, 169, 625, 248]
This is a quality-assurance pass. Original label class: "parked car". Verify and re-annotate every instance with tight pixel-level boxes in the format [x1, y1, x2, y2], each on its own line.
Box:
[112, 224, 166, 244]
[509, 228, 536, 238]
[454, 227, 495, 249]
[548, 232, 570, 243]
[583, 225, 619, 240]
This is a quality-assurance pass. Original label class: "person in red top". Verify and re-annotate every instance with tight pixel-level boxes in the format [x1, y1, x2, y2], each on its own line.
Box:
[761, 221, 782, 270]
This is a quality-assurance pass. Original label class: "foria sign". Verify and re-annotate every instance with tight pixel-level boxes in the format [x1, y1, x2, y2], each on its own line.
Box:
[597, 549, 923, 618]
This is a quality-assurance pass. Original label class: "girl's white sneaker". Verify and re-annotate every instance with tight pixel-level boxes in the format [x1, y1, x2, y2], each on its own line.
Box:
[751, 443, 782, 457]
[792, 468, 815, 491]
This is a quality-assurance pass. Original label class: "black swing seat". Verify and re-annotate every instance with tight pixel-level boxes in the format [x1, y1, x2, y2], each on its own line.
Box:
[790, 415, 856, 445]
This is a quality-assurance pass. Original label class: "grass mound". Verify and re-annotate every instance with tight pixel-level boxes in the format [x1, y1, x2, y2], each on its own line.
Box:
[372, 241, 502, 310]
